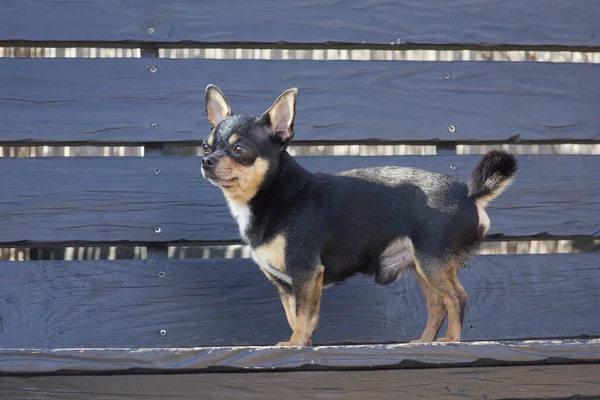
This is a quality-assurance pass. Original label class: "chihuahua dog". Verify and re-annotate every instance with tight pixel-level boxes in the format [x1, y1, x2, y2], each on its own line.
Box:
[201, 85, 517, 346]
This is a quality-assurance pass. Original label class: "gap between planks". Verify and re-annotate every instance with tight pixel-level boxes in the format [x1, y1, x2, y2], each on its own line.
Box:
[2, 239, 599, 261]
[2, 143, 600, 158]
[2, 46, 600, 64]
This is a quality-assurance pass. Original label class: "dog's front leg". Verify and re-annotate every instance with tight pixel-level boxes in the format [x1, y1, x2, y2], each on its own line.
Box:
[276, 265, 324, 347]
[276, 283, 297, 333]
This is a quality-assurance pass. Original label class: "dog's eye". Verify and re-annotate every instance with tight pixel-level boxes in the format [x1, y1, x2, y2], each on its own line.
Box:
[233, 144, 247, 155]
[202, 143, 211, 155]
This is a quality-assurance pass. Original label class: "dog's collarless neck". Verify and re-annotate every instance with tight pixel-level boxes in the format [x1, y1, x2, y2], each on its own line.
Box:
[258, 151, 311, 202]
[244, 152, 311, 247]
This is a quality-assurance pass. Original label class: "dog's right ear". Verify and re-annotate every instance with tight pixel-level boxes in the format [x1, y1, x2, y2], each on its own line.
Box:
[205, 84, 232, 129]
[260, 88, 298, 144]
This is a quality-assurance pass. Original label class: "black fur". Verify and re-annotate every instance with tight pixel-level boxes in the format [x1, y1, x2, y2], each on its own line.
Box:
[201, 85, 518, 344]
[468, 150, 518, 201]
[247, 152, 482, 287]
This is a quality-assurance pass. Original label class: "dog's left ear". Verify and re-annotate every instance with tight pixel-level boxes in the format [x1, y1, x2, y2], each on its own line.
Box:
[261, 88, 298, 144]
[205, 84, 232, 130]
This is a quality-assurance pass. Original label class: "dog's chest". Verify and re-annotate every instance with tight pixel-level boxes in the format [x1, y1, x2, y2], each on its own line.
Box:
[250, 235, 292, 285]
[226, 199, 252, 241]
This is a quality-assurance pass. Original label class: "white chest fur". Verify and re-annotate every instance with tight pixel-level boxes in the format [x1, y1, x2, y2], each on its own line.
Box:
[226, 198, 252, 241]
[225, 199, 293, 284]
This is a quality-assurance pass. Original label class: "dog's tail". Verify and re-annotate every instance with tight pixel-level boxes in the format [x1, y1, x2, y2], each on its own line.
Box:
[467, 150, 518, 207]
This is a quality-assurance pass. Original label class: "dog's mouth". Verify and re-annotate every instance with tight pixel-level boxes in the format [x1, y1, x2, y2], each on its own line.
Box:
[214, 177, 239, 188]
[203, 170, 239, 187]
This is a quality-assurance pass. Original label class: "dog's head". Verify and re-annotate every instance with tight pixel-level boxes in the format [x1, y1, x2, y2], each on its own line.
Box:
[201, 84, 298, 203]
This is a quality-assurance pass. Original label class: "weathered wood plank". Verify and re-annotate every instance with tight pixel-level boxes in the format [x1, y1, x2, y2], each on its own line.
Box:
[1, 339, 599, 375]
[2, 364, 600, 399]
[0, 254, 598, 348]
[2, 59, 600, 144]
[1, 0, 599, 46]
[0, 156, 598, 244]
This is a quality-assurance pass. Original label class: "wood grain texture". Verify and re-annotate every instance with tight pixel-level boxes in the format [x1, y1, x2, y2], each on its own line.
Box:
[2, 364, 600, 399]
[2, 59, 600, 144]
[1, 155, 598, 244]
[0, 254, 598, 348]
[1, 339, 599, 374]
[1, 0, 599, 46]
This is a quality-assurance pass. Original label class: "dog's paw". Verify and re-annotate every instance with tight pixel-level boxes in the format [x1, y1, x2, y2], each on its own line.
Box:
[275, 339, 312, 347]
[435, 336, 460, 343]
[409, 338, 427, 344]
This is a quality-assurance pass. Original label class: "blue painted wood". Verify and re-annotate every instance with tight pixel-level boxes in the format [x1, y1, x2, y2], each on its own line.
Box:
[0, 156, 598, 244]
[2, 59, 600, 144]
[0, 254, 598, 348]
[1, 0, 599, 46]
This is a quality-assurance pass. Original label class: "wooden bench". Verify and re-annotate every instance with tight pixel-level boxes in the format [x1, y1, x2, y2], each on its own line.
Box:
[1, 1, 599, 398]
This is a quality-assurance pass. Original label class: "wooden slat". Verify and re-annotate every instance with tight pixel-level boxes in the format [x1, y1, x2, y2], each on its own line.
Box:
[1, 0, 599, 46]
[2, 59, 600, 144]
[3, 364, 600, 400]
[1, 155, 598, 244]
[0, 254, 598, 348]
[1, 340, 599, 375]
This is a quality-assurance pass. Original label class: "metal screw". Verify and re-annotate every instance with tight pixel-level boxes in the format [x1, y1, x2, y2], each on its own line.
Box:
[160, 329, 167, 336]
[158, 271, 166, 278]
[148, 27, 155, 34]
[154, 226, 162, 233]
[443, 72, 452, 79]
[448, 124, 456, 133]
[149, 66, 158, 73]
[468, 324, 475, 330]
[151, 123, 159, 129]
[450, 164, 456, 170]
[154, 168, 160, 174]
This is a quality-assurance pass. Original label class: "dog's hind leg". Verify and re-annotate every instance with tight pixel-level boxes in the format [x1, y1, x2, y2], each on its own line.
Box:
[410, 270, 447, 343]
[430, 260, 468, 342]
[413, 256, 468, 343]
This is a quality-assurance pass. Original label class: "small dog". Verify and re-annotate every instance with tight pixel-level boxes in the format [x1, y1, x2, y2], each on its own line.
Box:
[201, 85, 517, 346]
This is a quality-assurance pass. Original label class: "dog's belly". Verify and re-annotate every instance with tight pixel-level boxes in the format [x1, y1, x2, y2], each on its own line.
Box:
[321, 237, 415, 287]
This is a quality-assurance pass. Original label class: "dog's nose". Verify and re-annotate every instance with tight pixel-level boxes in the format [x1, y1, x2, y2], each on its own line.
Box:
[202, 155, 216, 169]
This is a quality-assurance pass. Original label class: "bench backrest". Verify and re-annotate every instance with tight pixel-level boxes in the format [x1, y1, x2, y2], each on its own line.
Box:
[0, 0, 599, 349]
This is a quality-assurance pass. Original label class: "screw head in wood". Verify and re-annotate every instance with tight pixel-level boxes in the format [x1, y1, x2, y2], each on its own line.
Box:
[158, 271, 166, 278]
[450, 164, 456, 169]
[160, 329, 167, 336]
[154, 168, 160, 174]
[154, 226, 162, 233]
[151, 123, 159, 129]
[443, 72, 452, 79]
[149, 66, 158, 73]
[148, 27, 155, 34]
[448, 124, 456, 133]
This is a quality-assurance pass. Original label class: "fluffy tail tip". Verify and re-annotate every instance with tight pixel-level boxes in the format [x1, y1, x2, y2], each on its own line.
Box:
[468, 150, 518, 206]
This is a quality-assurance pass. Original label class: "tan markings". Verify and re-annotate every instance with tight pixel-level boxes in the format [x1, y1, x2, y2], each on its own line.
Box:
[206, 134, 214, 146]
[216, 157, 270, 203]
[228, 133, 239, 145]
[276, 285, 297, 332]
[254, 234, 287, 273]
[476, 174, 514, 208]
[409, 272, 447, 343]
[476, 203, 491, 236]
[416, 259, 468, 343]
[276, 265, 324, 347]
